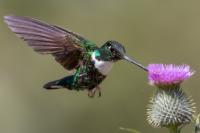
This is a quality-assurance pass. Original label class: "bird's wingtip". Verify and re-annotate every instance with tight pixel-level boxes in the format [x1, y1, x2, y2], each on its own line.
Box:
[3, 16, 10, 25]
[3, 15, 15, 23]
[4, 15, 13, 20]
[4, 15, 20, 21]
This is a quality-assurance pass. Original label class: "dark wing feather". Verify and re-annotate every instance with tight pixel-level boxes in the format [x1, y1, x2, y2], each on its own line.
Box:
[4, 15, 96, 70]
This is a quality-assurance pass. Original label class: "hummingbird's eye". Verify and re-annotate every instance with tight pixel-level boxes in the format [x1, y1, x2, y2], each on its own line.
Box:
[110, 47, 115, 53]
[108, 46, 115, 53]
[107, 44, 118, 55]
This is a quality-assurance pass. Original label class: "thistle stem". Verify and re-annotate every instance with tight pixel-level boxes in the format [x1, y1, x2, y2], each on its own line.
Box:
[169, 126, 181, 133]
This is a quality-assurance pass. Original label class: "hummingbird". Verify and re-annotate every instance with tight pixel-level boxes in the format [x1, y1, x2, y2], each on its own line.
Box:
[4, 15, 147, 97]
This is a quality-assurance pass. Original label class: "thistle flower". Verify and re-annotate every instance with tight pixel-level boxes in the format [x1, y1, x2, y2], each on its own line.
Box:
[147, 64, 194, 88]
[147, 88, 195, 128]
[146, 64, 195, 132]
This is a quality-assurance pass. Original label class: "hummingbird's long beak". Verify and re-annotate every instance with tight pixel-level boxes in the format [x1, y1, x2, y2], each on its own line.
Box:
[123, 55, 148, 71]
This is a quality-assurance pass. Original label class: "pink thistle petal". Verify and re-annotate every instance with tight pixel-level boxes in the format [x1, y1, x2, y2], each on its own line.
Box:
[147, 64, 194, 87]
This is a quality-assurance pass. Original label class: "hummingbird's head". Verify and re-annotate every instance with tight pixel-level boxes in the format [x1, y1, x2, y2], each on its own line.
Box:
[102, 40, 126, 61]
[101, 40, 148, 71]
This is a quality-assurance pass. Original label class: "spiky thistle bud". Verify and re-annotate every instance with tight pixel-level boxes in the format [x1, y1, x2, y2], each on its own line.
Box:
[147, 88, 195, 127]
[146, 64, 195, 131]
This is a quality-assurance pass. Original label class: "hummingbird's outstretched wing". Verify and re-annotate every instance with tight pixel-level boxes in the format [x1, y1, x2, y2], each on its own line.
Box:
[4, 15, 97, 70]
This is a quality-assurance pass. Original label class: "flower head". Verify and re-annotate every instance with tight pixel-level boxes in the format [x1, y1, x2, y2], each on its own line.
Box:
[147, 88, 195, 128]
[146, 64, 195, 131]
[147, 64, 194, 87]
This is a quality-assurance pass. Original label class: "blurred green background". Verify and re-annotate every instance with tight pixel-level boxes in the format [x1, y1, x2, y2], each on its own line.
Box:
[0, 0, 200, 133]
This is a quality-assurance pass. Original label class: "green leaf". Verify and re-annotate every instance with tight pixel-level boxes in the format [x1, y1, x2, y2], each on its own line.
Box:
[119, 127, 141, 133]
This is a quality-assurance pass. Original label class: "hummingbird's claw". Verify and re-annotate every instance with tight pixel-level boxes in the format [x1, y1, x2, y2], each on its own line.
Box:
[88, 88, 96, 98]
[88, 86, 102, 98]
[97, 86, 102, 97]
[98, 91, 101, 97]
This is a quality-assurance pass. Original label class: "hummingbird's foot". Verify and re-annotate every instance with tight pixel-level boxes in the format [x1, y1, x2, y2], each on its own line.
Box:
[88, 86, 102, 98]
[88, 88, 96, 98]
[96, 86, 101, 97]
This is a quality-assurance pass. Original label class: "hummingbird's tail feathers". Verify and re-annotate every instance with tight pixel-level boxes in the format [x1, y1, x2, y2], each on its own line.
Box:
[43, 80, 63, 89]
[43, 75, 75, 90]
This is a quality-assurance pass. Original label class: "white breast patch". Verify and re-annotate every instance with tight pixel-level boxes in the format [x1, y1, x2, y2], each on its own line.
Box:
[91, 52, 113, 75]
